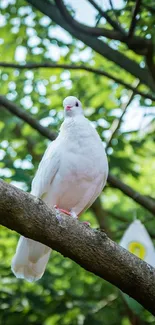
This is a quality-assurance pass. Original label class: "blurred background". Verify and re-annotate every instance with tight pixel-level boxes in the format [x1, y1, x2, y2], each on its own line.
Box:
[0, 0, 155, 324]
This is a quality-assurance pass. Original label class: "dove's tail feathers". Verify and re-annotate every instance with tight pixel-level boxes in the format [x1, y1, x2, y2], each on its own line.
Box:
[11, 236, 51, 282]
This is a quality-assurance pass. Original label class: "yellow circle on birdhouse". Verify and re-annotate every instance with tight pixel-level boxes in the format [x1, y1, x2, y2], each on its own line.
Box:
[128, 241, 146, 260]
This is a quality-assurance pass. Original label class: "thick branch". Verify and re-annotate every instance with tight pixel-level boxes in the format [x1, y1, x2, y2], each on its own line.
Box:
[55, 0, 119, 38]
[1, 62, 155, 101]
[26, 0, 155, 92]
[55, 0, 152, 56]
[0, 179, 155, 315]
[54, 0, 152, 56]
[55, 0, 122, 38]
[1, 94, 155, 215]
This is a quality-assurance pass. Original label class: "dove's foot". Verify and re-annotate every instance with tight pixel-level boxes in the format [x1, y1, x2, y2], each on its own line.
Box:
[54, 205, 63, 223]
[54, 205, 71, 216]
[70, 209, 78, 219]
[54, 205, 78, 219]
[81, 221, 91, 227]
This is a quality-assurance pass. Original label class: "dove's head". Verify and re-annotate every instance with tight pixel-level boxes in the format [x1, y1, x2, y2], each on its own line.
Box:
[63, 96, 83, 117]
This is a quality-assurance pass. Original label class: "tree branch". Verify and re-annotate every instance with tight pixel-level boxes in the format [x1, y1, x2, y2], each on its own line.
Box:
[0, 179, 155, 315]
[0, 95, 57, 140]
[88, 0, 152, 56]
[55, 0, 123, 38]
[55, 0, 152, 56]
[26, 0, 155, 92]
[106, 80, 141, 149]
[87, 0, 124, 33]
[54, 0, 118, 38]
[1, 94, 155, 215]
[108, 0, 121, 27]
[128, 0, 141, 38]
[108, 174, 155, 215]
[1, 62, 155, 101]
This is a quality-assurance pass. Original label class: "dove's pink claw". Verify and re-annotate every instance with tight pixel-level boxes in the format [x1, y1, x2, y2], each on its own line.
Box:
[54, 206, 78, 219]
[54, 205, 71, 216]
[82, 221, 91, 226]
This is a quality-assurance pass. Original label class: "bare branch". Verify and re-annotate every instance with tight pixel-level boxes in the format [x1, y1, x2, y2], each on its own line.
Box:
[128, 0, 141, 38]
[108, 0, 121, 26]
[0, 95, 57, 141]
[1, 94, 155, 215]
[1, 62, 155, 101]
[1, 179, 155, 315]
[54, 0, 121, 38]
[87, 0, 124, 33]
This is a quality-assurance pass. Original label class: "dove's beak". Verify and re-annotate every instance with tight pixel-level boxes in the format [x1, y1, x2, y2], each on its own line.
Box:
[66, 105, 72, 111]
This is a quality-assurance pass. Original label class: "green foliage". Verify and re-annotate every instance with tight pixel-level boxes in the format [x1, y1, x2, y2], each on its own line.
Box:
[0, 0, 155, 324]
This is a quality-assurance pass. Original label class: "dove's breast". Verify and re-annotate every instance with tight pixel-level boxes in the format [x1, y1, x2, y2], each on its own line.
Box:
[45, 118, 108, 215]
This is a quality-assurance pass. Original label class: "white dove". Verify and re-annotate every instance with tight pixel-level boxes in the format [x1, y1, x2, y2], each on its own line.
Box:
[11, 96, 108, 282]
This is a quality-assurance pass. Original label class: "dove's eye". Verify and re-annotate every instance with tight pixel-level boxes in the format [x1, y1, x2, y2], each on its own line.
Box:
[75, 102, 79, 107]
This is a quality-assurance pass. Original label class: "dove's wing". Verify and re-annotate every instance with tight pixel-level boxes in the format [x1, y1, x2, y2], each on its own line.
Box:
[31, 139, 60, 199]
[12, 138, 61, 282]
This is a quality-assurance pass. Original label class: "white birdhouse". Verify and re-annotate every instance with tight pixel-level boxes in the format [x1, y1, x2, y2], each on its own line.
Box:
[120, 219, 155, 267]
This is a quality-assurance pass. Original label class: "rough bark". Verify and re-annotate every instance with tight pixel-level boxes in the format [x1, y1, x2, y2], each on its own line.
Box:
[0, 179, 155, 315]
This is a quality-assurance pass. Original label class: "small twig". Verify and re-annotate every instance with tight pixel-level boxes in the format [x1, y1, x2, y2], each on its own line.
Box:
[91, 294, 118, 313]
[108, 0, 121, 28]
[128, 0, 141, 38]
[87, 0, 124, 33]
[106, 80, 141, 149]
[95, 13, 102, 27]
